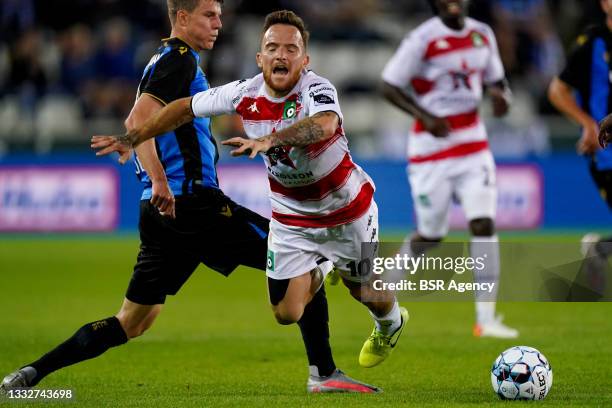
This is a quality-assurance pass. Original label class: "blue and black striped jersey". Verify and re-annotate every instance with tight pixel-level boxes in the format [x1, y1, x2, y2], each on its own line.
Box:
[136, 37, 219, 199]
[559, 24, 612, 170]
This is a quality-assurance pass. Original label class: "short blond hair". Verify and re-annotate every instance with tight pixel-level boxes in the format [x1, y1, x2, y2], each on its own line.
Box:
[167, 0, 223, 24]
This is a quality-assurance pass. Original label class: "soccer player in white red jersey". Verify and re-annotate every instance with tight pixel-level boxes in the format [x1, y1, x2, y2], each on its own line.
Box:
[381, 0, 518, 338]
[92, 10, 408, 392]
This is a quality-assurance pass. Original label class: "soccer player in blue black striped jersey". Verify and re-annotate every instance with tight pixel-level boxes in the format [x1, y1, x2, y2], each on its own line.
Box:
[549, 0, 612, 292]
[0, 0, 372, 395]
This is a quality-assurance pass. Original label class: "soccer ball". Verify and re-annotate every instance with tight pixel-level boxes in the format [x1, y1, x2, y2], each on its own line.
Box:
[491, 346, 553, 400]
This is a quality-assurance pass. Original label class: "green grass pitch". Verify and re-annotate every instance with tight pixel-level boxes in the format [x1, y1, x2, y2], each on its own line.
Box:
[0, 234, 610, 407]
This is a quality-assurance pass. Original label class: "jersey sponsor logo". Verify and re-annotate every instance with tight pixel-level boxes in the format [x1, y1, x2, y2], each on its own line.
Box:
[309, 86, 335, 97]
[268, 152, 355, 200]
[308, 82, 325, 90]
[313, 93, 335, 106]
[282, 101, 297, 119]
[267, 145, 297, 169]
[267, 168, 315, 183]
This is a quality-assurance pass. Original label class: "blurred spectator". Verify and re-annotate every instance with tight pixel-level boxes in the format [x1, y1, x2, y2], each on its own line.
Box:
[0, 0, 602, 153]
[95, 18, 136, 81]
[59, 25, 96, 95]
[91, 18, 138, 118]
[291, 0, 385, 42]
[491, 0, 564, 87]
[7, 29, 50, 112]
[1, 0, 35, 44]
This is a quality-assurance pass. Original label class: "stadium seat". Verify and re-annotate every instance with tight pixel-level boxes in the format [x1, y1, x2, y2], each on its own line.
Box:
[34, 95, 84, 153]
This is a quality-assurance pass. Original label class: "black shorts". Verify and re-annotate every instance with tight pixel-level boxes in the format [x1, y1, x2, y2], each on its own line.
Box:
[589, 158, 612, 209]
[126, 187, 269, 305]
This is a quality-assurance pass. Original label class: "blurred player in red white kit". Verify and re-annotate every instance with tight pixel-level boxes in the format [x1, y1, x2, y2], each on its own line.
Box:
[381, 0, 518, 338]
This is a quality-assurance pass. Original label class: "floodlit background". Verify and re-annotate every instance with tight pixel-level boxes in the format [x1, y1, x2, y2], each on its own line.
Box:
[0, 0, 610, 232]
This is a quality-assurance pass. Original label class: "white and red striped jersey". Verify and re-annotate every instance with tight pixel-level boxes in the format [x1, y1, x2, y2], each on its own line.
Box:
[382, 17, 505, 164]
[191, 70, 374, 228]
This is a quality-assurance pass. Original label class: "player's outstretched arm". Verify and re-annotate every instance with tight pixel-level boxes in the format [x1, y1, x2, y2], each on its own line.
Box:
[222, 111, 339, 159]
[381, 81, 449, 137]
[548, 77, 600, 154]
[91, 97, 194, 157]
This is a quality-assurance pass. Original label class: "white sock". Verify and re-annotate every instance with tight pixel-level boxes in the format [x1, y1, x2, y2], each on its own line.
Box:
[471, 235, 500, 324]
[475, 302, 496, 325]
[386, 235, 413, 283]
[370, 300, 402, 334]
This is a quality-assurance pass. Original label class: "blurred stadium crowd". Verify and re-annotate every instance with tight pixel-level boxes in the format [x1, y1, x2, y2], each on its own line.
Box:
[0, 0, 604, 157]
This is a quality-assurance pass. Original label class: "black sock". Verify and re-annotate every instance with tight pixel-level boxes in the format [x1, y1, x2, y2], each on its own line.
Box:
[595, 236, 612, 258]
[297, 286, 336, 378]
[25, 317, 128, 386]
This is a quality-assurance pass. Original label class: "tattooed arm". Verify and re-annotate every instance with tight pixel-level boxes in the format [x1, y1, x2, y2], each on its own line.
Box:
[222, 111, 339, 159]
[91, 97, 194, 156]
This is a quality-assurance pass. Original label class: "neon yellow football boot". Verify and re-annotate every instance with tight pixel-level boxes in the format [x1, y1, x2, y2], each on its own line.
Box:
[359, 307, 409, 368]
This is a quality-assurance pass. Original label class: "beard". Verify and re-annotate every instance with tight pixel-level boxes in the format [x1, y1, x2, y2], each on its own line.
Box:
[262, 68, 302, 96]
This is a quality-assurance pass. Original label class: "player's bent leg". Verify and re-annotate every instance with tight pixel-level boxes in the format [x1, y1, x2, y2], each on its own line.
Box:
[268, 268, 381, 393]
[300, 285, 381, 393]
[1, 299, 162, 394]
[340, 278, 408, 368]
[115, 298, 162, 339]
[269, 269, 321, 324]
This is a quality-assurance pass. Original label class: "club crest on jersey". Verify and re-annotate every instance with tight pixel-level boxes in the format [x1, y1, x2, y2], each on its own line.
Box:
[266, 145, 296, 169]
[471, 32, 484, 47]
[282, 101, 297, 119]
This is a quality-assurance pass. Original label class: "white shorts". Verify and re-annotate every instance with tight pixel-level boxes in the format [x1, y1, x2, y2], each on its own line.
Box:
[408, 150, 496, 238]
[266, 201, 379, 282]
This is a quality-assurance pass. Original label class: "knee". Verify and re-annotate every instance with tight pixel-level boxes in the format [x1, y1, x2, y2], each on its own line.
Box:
[410, 233, 442, 255]
[116, 315, 151, 339]
[272, 303, 304, 325]
[469, 217, 495, 236]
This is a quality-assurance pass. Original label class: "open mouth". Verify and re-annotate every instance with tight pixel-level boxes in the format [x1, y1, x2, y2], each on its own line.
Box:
[272, 66, 289, 75]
